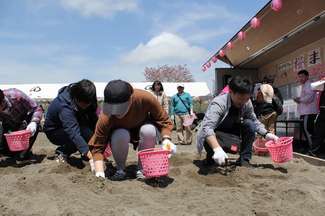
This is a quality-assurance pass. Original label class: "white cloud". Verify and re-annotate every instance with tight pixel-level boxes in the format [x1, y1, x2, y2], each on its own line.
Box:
[120, 32, 211, 65]
[60, 0, 140, 19]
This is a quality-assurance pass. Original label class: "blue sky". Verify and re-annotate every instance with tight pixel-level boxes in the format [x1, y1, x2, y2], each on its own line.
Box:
[0, 0, 269, 91]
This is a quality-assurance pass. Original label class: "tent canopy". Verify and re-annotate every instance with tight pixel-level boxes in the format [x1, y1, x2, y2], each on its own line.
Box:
[0, 82, 211, 102]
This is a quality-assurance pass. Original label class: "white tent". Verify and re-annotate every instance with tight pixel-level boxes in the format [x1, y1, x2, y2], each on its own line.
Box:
[0, 82, 211, 102]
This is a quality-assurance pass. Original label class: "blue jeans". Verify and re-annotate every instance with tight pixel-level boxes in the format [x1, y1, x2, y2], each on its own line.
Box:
[45, 126, 93, 156]
[240, 119, 256, 159]
[204, 119, 255, 162]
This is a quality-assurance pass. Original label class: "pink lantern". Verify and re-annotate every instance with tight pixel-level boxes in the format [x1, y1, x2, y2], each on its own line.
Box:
[251, 17, 260, 28]
[219, 49, 226, 57]
[238, 31, 246, 40]
[206, 62, 211, 68]
[201, 66, 206, 72]
[227, 42, 234, 50]
[271, 0, 282, 11]
[212, 56, 217, 63]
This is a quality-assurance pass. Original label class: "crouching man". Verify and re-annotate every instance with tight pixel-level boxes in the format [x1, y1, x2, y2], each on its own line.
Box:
[196, 76, 278, 168]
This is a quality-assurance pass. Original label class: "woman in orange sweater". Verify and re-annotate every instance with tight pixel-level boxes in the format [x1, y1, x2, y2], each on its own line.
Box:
[88, 80, 176, 180]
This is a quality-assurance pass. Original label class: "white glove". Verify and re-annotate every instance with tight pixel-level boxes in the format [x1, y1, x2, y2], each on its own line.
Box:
[213, 147, 228, 165]
[95, 171, 105, 178]
[265, 133, 279, 143]
[190, 110, 194, 115]
[162, 138, 177, 158]
[26, 122, 37, 136]
[89, 159, 95, 172]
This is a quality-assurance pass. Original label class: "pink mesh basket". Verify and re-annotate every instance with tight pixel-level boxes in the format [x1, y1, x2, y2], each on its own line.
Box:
[137, 148, 170, 177]
[4, 130, 30, 152]
[253, 139, 269, 156]
[265, 137, 293, 163]
[103, 143, 112, 158]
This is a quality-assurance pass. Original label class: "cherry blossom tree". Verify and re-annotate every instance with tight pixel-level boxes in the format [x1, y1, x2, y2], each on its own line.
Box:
[142, 64, 195, 82]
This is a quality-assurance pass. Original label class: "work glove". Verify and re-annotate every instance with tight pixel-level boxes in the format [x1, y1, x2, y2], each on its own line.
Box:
[265, 133, 279, 143]
[26, 122, 37, 136]
[89, 159, 95, 172]
[162, 138, 177, 158]
[95, 171, 105, 178]
[213, 147, 228, 166]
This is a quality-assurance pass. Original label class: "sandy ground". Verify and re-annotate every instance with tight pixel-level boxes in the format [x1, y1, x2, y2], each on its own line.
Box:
[0, 131, 325, 216]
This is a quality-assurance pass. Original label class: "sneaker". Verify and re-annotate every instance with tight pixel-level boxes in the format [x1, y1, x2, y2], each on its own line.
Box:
[111, 169, 126, 180]
[136, 169, 147, 180]
[55, 153, 68, 163]
[239, 158, 256, 168]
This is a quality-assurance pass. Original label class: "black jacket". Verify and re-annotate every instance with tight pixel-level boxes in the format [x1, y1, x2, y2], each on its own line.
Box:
[43, 85, 98, 154]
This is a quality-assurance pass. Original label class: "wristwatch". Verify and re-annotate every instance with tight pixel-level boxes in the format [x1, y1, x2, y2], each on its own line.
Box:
[263, 132, 270, 138]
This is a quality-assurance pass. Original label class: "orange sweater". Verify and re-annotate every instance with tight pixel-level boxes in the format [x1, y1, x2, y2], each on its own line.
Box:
[89, 89, 173, 161]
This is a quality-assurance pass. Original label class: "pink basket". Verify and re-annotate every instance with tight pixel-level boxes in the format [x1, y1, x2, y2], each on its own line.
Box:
[137, 148, 170, 177]
[253, 139, 269, 156]
[103, 143, 112, 158]
[183, 113, 196, 126]
[4, 130, 30, 152]
[265, 137, 293, 163]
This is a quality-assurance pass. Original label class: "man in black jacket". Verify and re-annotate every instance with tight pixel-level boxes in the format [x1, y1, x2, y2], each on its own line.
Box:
[43, 79, 98, 163]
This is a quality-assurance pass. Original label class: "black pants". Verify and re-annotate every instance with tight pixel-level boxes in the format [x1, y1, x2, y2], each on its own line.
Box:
[44, 126, 93, 156]
[310, 110, 325, 152]
[0, 121, 39, 160]
[300, 114, 317, 150]
[203, 119, 256, 164]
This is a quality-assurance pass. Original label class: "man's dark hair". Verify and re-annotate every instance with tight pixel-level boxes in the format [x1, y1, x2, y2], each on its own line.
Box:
[0, 89, 4, 101]
[69, 79, 97, 104]
[298, 70, 309, 76]
[228, 76, 253, 95]
[255, 78, 263, 85]
[151, 80, 164, 91]
[263, 75, 274, 84]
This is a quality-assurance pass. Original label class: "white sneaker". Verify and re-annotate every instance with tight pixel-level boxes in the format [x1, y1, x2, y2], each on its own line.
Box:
[136, 169, 147, 180]
[55, 153, 68, 163]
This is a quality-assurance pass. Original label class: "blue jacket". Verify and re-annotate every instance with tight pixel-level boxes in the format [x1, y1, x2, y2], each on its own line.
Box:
[43, 85, 98, 155]
[170, 92, 193, 116]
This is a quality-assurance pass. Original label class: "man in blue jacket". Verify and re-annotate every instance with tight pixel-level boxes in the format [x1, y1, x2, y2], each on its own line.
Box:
[43, 79, 98, 163]
[170, 83, 194, 145]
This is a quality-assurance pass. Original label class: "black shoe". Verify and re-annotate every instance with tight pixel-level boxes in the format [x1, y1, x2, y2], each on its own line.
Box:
[15, 151, 33, 161]
[306, 150, 317, 157]
[297, 148, 307, 154]
[239, 158, 256, 168]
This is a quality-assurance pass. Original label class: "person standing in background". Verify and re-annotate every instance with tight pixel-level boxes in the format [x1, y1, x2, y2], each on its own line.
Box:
[308, 76, 325, 156]
[256, 84, 277, 135]
[263, 75, 284, 131]
[170, 83, 194, 145]
[293, 70, 318, 153]
[150, 80, 169, 114]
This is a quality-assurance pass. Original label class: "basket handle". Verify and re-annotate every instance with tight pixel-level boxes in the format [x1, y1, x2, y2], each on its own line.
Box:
[137, 148, 169, 155]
